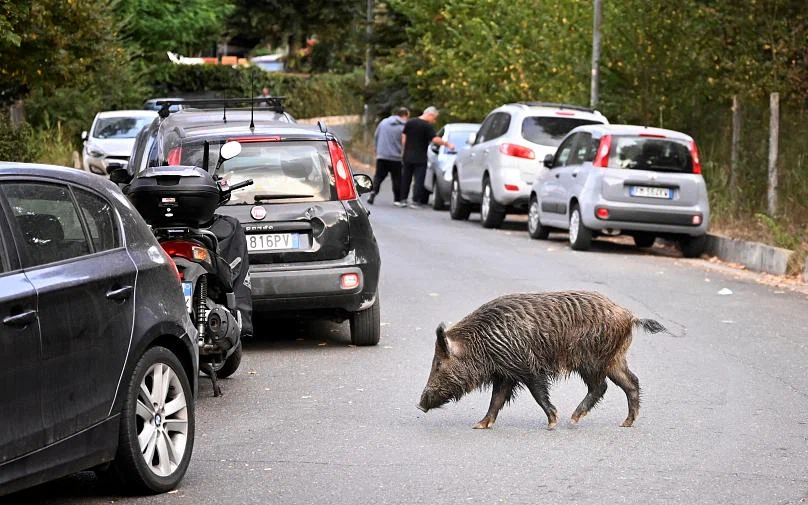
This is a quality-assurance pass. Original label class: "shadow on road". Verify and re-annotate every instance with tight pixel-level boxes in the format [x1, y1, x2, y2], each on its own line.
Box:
[244, 315, 354, 353]
[0, 471, 116, 505]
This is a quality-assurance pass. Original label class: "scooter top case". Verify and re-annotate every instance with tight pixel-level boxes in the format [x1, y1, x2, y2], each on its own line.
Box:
[128, 165, 220, 228]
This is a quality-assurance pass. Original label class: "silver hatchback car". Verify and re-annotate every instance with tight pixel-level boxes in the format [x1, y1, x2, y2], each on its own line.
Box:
[424, 122, 480, 210]
[528, 124, 710, 257]
[451, 102, 608, 228]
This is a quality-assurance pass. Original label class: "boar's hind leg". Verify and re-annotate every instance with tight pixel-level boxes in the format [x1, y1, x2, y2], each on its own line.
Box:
[570, 368, 608, 425]
[473, 377, 515, 429]
[607, 360, 641, 427]
[525, 377, 558, 430]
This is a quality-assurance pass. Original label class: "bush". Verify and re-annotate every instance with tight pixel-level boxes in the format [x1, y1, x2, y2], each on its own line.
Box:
[0, 114, 39, 162]
[148, 64, 364, 119]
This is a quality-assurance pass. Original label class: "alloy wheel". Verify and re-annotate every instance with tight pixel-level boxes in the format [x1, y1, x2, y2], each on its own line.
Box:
[137, 362, 189, 477]
[481, 183, 491, 221]
[451, 178, 459, 212]
[569, 209, 580, 245]
[528, 200, 540, 234]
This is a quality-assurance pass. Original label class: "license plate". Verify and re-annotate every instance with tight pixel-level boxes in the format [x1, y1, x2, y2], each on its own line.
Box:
[247, 233, 299, 251]
[630, 186, 672, 199]
[182, 282, 193, 313]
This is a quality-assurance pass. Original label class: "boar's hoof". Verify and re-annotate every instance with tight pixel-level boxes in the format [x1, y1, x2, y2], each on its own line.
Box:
[473, 418, 494, 429]
[620, 419, 634, 428]
[546, 420, 558, 430]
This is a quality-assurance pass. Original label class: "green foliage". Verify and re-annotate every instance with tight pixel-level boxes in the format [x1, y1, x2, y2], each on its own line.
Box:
[148, 64, 364, 118]
[0, 114, 39, 162]
[117, 0, 233, 59]
[755, 213, 803, 250]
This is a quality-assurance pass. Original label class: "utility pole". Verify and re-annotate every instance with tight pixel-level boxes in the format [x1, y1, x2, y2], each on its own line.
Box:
[590, 0, 602, 109]
[767, 92, 780, 216]
[364, 0, 375, 126]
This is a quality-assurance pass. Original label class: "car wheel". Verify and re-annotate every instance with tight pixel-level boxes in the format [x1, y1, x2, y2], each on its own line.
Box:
[211, 342, 242, 379]
[680, 235, 707, 258]
[480, 178, 506, 229]
[449, 174, 471, 221]
[632, 232, 656, 248]
[432, 177, 448, 211]
[568, 204, 592, 251]
[528, 196, 550, 240]
[109, 346, 194, 494]
[350, 297, 380, 346]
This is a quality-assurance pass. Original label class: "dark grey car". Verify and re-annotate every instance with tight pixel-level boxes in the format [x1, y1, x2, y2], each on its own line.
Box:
[0, 163, 198, 496]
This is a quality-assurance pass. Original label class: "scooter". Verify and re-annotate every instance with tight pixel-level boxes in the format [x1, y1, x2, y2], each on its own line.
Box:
[127, 141, 251, 396]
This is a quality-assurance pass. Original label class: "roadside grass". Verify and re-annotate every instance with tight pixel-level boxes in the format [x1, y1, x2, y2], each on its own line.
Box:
[32, 120, 77, 167]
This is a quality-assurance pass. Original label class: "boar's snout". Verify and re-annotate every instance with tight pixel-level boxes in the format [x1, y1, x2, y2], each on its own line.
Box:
[416, 403, 428, 413]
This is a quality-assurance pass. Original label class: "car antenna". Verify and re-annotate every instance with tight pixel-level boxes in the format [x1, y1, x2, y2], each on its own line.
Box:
[223, 88, 228, 123]
[249, 68, 256, 131]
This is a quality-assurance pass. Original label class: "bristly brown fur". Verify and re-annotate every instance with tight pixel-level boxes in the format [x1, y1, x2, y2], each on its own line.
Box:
[418, 291, 663, 428]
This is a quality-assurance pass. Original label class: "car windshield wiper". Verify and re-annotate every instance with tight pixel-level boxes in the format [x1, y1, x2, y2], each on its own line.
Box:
[254, 194, 314, 202]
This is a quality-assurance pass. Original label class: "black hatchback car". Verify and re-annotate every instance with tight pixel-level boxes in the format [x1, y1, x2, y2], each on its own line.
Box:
[123, 105, 382, 345]
[0, 163, 197, 496]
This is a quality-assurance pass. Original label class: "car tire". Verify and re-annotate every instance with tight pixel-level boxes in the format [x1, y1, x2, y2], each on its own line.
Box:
[449, 173, 471, 221]
[680, 235, 707, 258]
[108, 346, 194, 494]
[350, 297, 380, 346]
[528, 196, 550, 240]
[480, 178, 506, 229]
[632, 232, 656, 248]
[432, 177, 448, 211]
[212, 342, 242, 379]
[568, 204, 592, 251]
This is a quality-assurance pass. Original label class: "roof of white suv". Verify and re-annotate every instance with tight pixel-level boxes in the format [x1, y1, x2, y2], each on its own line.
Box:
[568, 124, 693, 141]
[501, 102, 608, 122]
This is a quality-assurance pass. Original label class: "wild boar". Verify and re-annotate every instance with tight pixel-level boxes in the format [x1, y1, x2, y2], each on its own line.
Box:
[417, 291, 666, 429]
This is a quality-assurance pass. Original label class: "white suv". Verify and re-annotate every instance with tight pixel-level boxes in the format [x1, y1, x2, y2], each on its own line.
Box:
[451, 102, 608, 228]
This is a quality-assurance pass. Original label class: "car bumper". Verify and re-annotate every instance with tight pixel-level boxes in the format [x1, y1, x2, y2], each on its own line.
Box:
[492, 168, 534, 210]
[581, 200, 709, 236]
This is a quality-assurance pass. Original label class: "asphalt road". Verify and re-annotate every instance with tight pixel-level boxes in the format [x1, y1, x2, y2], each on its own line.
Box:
[7, 198, 808, 505]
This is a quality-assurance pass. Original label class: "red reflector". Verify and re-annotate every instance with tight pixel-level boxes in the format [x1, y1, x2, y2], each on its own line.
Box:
[692, 215, 702, 225]
[328, 140, 357, 201]
[639, 133, 667, 138]
[593, 135, 612, 168]
[690, 141, 702, 175]
[596, 207, 610, 219]
[228, 136, 282, 143]
[340, 273, 360, 290]
[499, 143, 535, 160]
[555, 111, 576, 116]
[167, 147, 182, 165]
[504, 184, 519, 192]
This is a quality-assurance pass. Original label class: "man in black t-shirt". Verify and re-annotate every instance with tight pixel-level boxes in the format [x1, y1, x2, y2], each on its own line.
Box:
[400, 106, 455, 208]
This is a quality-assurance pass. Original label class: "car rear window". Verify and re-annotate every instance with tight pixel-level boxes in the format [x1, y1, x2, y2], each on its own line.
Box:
[177, 140, 335, 204]
[521, 117, 603, 147]
[609, 136, 693, 173]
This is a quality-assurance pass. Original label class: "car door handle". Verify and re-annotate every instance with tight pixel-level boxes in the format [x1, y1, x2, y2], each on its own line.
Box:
[3, 310, 37, 328]
[106, 285, 134, 301]
[572, 171, 579, 178]
[555, 173, 560, 178]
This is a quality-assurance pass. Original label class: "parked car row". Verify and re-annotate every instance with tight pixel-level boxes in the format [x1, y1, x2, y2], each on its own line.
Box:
[428, 102, 710, 257]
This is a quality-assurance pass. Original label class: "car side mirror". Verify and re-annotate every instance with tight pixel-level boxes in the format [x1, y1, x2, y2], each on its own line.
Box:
[106, 161, 127, 174]
[467, 132, 477, 145]
[219, 141, 242, 161]
[353, 173, 373, 196]
[543, 154, 554, 168]
[109, 166, 132, 184]
[81, 130, 88, 141]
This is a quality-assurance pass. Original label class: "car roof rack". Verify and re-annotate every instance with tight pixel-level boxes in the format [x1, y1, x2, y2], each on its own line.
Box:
[514, 102, 596, 113]
[155, 97, 287, 118]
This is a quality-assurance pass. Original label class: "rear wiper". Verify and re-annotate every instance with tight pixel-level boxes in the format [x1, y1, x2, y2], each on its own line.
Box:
[254, 194, 314, 202]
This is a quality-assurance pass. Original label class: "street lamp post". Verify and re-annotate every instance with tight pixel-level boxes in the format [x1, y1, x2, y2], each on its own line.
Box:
[590, 0, 602, 109]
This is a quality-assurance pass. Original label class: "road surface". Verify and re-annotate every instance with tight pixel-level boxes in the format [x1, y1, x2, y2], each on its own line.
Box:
[8, 199, 808, 505]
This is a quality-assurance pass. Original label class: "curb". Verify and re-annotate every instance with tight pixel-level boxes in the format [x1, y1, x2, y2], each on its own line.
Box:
[805, 260, 808, 283]
[705, 233, 794, 276]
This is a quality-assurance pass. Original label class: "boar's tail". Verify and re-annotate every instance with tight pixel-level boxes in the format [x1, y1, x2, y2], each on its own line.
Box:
[633, 318, 668, 335]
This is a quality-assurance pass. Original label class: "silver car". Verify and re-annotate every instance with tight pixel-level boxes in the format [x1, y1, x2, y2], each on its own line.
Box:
[82, 110, 158, 176]
[424, 123, 480, 210]
[528, 124, 710, 257]
[451, 102, 608, 228]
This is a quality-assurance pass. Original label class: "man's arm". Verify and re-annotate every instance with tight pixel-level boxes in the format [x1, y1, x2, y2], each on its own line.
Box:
[401, 133, 407, 153]
[432, 136, 455, 151]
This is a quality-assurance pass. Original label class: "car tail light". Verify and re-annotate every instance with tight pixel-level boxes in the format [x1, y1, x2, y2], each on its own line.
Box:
[161, 240, 210, 263]
[167, 147, 182, 165]
[639, 133, 667, 138]
[690, 141, 702, 174]
[328, 140, 357, 200]
[340, 273, 360, 290]
[692, 214, 703, 225]
[504, 184, 519, 192]
[593, 135, 612, 168]
[555, 111, 576, 116]
[228, 136, 282, 143]
[499, 143, 535, 160]
[596, 207, 610, 219]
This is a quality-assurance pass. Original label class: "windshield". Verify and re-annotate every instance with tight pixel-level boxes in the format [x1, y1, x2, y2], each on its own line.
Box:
[175, 140, 335, 204]
[447, 129, 478, 151]
[609, 136, 693, 173]
[93, 116, 155, 139]
[521, 116, 602, 147]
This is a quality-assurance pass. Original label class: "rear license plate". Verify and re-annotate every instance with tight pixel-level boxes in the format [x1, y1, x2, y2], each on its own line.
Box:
[247, 233, 300, 251]
[182, 282, 193, 313]
[629, 186, 672, 199]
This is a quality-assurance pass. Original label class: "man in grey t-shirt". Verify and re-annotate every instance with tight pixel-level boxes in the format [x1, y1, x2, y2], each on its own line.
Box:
[369, 107, 409, 205]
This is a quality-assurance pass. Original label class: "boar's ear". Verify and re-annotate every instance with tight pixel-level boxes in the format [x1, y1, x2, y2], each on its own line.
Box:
[435, 322, 449, 354]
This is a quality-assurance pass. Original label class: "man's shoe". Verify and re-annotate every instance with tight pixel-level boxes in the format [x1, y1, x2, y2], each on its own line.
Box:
[409, 202, 423, 209]
[394, 201, 406, 208]
[367, 193, 376, 205]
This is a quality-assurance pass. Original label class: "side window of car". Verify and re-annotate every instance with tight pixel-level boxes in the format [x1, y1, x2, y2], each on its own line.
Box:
[475, 115, 496, 144]
[568, 133, 593, 166]
[2, 183, 91, 268]
[73, 188, 120, 252]
[585, 135, 600, 162]
[553, 135, 577, 168]
[489, 113, 511, 141]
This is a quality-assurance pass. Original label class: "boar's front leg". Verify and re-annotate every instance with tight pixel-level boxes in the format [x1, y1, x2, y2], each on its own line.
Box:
[525, 376, 558, 430]
[473, 377, 515, 429]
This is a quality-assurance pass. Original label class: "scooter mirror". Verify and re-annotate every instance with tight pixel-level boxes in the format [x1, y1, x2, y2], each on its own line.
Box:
[219, 141, 242, 162]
